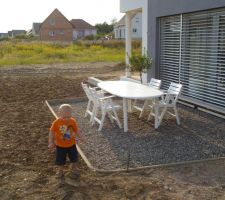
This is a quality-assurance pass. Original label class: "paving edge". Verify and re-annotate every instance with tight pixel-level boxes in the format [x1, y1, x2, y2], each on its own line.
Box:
[45, 98, 225, 173]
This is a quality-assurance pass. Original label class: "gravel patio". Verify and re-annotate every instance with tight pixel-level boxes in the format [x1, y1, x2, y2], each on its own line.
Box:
[48, 97, 225, 171]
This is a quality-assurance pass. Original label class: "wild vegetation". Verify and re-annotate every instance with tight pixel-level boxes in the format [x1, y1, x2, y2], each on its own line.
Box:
[0, 41, 121, 66]
[0, 40, 141, 66]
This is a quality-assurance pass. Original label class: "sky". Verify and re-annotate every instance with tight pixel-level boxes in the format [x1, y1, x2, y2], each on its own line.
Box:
[0, 0, 124, 33]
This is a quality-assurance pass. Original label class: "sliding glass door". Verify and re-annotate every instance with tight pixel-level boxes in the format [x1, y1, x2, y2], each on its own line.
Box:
[159, 8, 225, 111]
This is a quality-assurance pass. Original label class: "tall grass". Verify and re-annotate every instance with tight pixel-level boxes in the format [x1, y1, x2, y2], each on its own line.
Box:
[0, 41, 140, 66]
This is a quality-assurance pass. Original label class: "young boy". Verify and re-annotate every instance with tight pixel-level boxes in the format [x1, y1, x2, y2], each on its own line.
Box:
[48, 104, 84, 182]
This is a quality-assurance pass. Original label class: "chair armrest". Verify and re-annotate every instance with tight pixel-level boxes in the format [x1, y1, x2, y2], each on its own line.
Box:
[92, 86, 101, 90]
[160, 89, 167, 94]
[96, 90, 107, 94]
[90, 86, 103, 91]
[160, 90, 177, 96]
[99, 95, 115, 100]
[167, 92, 177, 96]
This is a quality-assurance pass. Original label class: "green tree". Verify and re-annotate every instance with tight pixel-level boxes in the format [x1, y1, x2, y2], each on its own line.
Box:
[95, 22, 114, 35]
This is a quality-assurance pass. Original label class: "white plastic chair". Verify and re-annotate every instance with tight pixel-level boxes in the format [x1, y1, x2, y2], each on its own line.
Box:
[148, 82, 182, 126]
[89, 88, 122, 131]
[81, 82, 95, 121]
[133, 78, 161, 118]
[81, 82, 105, 120]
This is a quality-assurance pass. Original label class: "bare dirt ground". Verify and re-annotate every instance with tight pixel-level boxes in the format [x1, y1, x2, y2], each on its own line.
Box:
[0, 62, 225, 200]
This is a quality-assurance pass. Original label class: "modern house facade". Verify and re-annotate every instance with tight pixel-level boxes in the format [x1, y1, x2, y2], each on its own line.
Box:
[120, 0, 225, 114]
[39, 9, 96, 41]
[114, 13, 142, 39]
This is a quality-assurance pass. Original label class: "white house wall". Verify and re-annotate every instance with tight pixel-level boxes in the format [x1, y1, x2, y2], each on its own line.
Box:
[131, 12, 142, 39]
[114, 27, 126, 39]
[73, 31, 79, 40]
[120, 0, 148, 52]
[84, 29, 97, 37]
[120, 0, 145, 12]
[114, 13, 142, 39]
[73, 29, 97, 40]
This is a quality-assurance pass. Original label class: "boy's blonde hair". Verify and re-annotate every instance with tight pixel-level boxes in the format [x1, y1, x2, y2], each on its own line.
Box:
[59, 104, 72, 113]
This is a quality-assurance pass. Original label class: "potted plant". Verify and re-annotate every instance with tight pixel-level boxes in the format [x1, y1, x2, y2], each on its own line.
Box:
[128, 51, 152, 84]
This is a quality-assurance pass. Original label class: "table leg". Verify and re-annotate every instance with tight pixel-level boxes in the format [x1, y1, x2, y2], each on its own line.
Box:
[154, 98, 159, 129]
[123, 98, 128, 132]
[128, 99, 132, 113]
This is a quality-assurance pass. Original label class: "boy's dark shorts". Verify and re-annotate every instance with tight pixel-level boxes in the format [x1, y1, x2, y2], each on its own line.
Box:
[55, 145, 78, 165]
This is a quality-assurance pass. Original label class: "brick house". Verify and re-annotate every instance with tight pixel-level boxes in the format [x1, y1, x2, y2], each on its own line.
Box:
[39, 8, 96, 41]
[39, 9, 73, 41]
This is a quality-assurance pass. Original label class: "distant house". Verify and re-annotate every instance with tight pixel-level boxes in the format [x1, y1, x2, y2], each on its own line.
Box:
[39, 8, 96, 42]
[114, 13, 142, 39]
[8, 30, 26, 37]
[32, 23, 42, 36]
[0, 33, 8, 38]
[39, 9, 73, 41]
[27, 23, 42, 36]
[70, 19, 97, 40]
[114, 15, 126, 39]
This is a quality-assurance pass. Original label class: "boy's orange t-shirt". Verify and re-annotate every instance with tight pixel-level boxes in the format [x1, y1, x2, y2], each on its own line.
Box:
[50, 118, 78, 148]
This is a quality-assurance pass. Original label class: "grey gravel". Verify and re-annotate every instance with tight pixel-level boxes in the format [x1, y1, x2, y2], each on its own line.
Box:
[49, 98, 225, 170]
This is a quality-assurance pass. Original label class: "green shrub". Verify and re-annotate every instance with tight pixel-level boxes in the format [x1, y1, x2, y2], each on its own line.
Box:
[15, 34, 27, 39]
[84, 35, 95, 40]
[94, 34, 102, 40]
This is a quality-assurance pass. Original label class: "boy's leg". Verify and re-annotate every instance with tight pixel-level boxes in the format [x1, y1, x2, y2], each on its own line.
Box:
[71, 163, 78, 174]
[68, 145, 79, 176]
[56, 166, 65, 180]
[55, 146, 67, 180]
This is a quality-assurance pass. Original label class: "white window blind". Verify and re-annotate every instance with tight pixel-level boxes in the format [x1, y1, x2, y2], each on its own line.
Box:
[159, 15, 181, 88]
[159, 8, 225, 112]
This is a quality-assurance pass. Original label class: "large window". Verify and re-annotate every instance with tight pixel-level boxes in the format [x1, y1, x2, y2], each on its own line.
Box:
[159, 8, 225, 112]
[159, 15, 181, 87]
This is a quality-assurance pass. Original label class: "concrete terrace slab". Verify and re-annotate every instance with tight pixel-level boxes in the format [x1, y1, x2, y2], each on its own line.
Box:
[46, 97, 225, 171]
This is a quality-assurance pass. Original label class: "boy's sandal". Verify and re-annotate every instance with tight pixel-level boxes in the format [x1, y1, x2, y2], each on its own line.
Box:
[56, 173, 65, 182]
[71, 171, 80, 179]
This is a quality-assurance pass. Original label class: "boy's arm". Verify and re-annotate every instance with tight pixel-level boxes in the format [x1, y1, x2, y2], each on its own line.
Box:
[48, 131, 55, 149]
[76, 130, 85, 143]
[72, 120, 85, 143]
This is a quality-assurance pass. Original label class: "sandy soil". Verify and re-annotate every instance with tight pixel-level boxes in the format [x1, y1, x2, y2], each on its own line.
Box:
[0, 62, 225, 200]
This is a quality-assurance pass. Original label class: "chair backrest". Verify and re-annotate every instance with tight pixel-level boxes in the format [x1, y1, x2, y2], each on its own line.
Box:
[165, 82, 182, 104]
[87, 77, 102, 87]
[81, 82, 93, 101]
[149, 78, 161, 89]
[167, 82, 182, 95]
[88, 87, 105, 107]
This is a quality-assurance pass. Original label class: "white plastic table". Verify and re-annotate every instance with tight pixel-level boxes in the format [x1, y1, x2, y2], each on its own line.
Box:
[98, 80, 164, 132]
